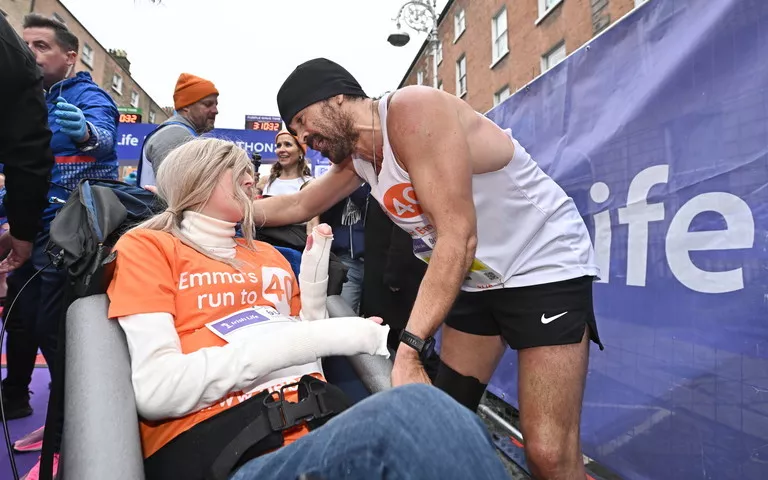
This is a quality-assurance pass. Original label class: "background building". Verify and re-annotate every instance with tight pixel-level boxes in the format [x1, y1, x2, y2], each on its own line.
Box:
[1, 0, 170, 124]
[398, 0, 649, 113]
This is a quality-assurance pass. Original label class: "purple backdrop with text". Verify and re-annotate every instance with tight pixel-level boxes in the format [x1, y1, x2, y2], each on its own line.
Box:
[485, 1, 768, 479]
[116, 121, 330, 174]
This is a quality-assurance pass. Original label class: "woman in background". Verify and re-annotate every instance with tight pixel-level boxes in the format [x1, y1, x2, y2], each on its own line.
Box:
[262, 129, 318, 234]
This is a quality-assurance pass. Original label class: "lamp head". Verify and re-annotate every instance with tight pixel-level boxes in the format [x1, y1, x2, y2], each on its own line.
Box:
[387, 29, 411, 47]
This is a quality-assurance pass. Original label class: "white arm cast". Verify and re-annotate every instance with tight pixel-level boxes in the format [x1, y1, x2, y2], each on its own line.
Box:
[119, 313, 389, 420]
[299, 225, 333, 321]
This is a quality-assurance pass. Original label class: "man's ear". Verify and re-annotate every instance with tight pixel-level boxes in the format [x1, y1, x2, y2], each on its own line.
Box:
[334, 94, 345, 106]
[66, 50, 77, 66]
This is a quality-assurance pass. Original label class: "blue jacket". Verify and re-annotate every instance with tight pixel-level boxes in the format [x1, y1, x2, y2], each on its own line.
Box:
[320, 184, 370, 259]
[44, 71, 119, 227]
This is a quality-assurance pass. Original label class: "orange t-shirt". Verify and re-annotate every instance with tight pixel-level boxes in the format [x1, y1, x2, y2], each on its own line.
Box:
[107, 229, 320, 458]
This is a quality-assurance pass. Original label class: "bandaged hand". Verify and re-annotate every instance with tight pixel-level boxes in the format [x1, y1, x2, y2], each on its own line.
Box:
[299, 224, 333, 321]
[54, 97, 89, 143]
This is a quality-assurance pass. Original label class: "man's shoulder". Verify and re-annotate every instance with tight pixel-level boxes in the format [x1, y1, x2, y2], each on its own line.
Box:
[70, 75, 117, 109]
[389, 85, 444, 107]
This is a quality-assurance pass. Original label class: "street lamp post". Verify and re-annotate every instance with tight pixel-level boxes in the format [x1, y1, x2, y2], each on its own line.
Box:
[387, 0, 439, 89]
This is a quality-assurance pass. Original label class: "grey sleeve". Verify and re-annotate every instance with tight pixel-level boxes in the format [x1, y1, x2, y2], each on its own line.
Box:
[145, 125, 196, 174]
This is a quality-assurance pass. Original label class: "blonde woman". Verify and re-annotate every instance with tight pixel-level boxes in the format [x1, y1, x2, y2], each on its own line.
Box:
[107, 138, 389, 478]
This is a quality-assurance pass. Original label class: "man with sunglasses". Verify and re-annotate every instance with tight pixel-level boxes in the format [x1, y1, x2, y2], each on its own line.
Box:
[2, 14, 119, 480]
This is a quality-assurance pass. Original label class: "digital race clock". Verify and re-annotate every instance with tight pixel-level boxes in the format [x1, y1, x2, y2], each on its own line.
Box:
[119, 113, 142, 124]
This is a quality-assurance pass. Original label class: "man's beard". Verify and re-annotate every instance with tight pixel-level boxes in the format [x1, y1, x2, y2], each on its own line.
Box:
[318, 105, 359, 164]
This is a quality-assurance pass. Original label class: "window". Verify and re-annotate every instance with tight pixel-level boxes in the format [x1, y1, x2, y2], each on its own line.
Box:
[436, 41, 443, 64]
[52, 13, 65, 23]
[494, 86, 511, 107]
[81, 43, 94, 68]
[130, 90, 140, 108]
[417, 70, 424, 86]
[454, 8, 465, 41]
[541, 42, 566, 73]
[111, 73, 123, 94]
[455, 55, 467, 97]
[491, 7, 509, 65]
[149, 110, 156, 124]
[537, 0, 563, 20]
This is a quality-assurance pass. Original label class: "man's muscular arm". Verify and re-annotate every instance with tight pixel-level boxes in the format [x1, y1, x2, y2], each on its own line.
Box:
[252, 161, 361, 227]
[388, 87, 478, 347]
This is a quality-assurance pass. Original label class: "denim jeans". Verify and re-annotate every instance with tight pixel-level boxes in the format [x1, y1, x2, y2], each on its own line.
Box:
[338, 253, 363, 314]
[230, 384, 509, 480]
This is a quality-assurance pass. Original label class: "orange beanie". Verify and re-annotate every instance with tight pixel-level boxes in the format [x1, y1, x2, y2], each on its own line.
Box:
[173, 73, 219, 110]
[276, 128, 306, 154]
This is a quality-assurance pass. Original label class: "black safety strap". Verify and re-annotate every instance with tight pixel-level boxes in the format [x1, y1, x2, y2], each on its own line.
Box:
[39, 270, 72, 480]
[207, 377, 346, 480]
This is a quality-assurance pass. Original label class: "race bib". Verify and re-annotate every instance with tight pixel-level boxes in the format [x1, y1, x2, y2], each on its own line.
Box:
[411, 228, 503, 289]
[206, 306, 293, 343]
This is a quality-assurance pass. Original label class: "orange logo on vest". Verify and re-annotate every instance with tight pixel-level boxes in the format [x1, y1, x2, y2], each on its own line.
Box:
[382, 183, 423, 219]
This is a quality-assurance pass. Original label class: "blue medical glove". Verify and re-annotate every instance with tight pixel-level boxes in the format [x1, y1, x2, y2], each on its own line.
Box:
[54, 96, 89, 142]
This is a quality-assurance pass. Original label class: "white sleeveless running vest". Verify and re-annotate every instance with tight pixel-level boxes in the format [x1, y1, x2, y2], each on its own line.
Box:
[352, 92, 598, 292]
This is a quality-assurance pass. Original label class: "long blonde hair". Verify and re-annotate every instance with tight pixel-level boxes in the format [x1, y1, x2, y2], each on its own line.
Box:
[133, 137, 256, 267]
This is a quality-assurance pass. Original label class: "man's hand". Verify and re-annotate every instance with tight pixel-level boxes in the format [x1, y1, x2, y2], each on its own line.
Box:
[391, 347, 432, 387]
[0, 233, 33, 274]
[54, 97, 89, 143]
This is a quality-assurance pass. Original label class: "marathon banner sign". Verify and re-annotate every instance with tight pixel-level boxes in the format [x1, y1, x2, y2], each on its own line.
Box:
[116, 119, 329, 170]
[486, 1, 768, 479]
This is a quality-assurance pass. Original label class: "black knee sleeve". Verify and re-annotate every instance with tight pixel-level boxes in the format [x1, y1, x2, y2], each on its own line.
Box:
[434, 361, 487, 412]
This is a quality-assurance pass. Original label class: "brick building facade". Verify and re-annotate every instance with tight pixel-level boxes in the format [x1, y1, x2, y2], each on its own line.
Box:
[399, 0, 648, 113]
[1, 0, 169, 124]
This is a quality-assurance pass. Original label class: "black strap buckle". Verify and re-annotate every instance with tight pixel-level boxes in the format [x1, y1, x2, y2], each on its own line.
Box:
[264, 380, 333, 431]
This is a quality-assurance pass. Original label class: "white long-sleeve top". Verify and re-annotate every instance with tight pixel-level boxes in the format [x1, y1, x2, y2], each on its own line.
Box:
[111, 212, 389, 422]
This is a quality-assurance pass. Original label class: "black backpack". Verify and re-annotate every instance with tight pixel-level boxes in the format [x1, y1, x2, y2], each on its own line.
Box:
[47, 178, 164, 298]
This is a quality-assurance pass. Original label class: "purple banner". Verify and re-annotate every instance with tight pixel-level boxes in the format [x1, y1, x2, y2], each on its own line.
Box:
[116, 123, 330, 170]
[486, 1, 768, 479]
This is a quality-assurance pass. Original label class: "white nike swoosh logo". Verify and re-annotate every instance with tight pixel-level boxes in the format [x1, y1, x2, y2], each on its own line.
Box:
[541, 312, 568, 324]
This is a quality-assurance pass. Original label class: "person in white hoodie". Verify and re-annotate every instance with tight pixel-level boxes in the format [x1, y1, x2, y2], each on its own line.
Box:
[108, 137, 510, 480]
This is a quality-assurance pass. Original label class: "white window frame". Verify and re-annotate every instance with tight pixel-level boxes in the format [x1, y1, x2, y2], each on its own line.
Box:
[149, 110, 156, 124]
[491, 7, 509, 66]
[417, 70, 424, 86]
[436, 41, 443, 65]
[455, 55, 467, 97]
[81, 43, 94, 68]
[635, 0, 649, 6]
[130, 90, 140, 108]
[111, 73, 123, 95]
[493, 85, 511, 107]
[541, 42, 567, 73]
[454, 8, 466, 42]
[536, 0, 564, 24]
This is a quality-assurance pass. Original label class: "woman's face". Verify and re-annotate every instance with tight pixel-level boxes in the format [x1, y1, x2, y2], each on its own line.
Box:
[202, 168, 254, 222]
[275, 133, 302, 168]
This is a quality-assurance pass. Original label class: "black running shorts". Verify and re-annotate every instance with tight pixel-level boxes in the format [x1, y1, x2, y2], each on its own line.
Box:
[444, 275, 604, 350]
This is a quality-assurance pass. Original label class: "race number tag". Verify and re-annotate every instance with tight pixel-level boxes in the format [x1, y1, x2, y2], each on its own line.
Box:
[410, 228, 503, 289]
[206, 306, 292, 343]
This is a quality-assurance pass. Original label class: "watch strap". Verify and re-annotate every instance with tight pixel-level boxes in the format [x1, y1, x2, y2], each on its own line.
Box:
[399, 330, 426, 353]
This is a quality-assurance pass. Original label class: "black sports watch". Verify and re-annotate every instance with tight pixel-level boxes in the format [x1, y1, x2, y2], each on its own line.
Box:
[399, 330, 436, 362]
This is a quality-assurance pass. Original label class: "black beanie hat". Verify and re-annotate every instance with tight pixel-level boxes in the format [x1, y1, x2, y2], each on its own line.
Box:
[277, 58, 367, 127]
